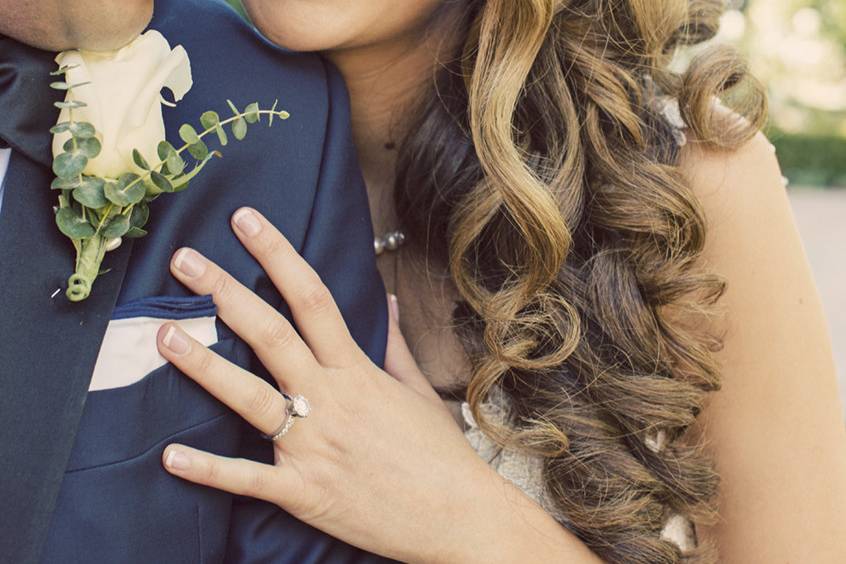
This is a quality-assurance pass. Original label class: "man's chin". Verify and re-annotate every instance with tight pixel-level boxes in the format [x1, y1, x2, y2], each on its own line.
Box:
[0, 1, 153, 52]
[1, 25, 148, 53]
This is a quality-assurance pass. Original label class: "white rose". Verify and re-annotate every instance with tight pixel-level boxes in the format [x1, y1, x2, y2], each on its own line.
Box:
[52, 30, 193, 179]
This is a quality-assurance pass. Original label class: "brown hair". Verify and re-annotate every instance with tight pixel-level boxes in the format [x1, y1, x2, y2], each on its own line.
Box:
[394, 0, 766, 562]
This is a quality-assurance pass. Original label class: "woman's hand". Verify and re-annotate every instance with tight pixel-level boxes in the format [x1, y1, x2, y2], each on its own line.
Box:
[155, 208, 545, 563]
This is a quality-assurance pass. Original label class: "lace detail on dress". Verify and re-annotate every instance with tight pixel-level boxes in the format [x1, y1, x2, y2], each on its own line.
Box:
[656, 96, 688, 147]
[461, 393, 697, 553]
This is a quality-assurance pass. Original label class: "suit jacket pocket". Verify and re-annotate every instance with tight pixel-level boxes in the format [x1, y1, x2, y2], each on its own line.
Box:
[43, 412, 241, 564]
[43, 336, 248, 564]
[89, 295, 218, 391]
[67, 337, 242, 472]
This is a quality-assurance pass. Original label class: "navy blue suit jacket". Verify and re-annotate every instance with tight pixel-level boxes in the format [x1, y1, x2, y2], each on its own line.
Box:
[0, 1, 391, 562]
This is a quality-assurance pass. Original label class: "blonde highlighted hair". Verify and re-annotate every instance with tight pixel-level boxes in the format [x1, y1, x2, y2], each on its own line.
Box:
[395, 1, 766, 561]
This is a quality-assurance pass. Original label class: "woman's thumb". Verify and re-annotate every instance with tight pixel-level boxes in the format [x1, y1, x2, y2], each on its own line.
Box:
[384, 294, 439, 400]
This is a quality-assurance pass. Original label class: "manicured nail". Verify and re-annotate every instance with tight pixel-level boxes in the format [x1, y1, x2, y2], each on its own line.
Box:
[161, 324, 191, 355]
[165, 448, 191, 471]
[388, 294, 400, 322]
[233, 208, 262, 237]
[173, 248, 206, 278]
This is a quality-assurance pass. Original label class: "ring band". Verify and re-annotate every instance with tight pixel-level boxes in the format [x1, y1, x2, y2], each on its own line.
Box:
[262, 392, 311, 442]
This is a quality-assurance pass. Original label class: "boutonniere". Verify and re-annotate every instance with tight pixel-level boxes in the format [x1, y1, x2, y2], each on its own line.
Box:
[49, 30, 289, 302]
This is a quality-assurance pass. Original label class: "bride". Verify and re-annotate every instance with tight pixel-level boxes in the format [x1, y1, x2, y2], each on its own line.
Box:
[157, 0, 846, 561]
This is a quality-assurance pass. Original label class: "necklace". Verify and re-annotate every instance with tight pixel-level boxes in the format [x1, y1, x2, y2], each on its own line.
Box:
[374, 229, 406, 256]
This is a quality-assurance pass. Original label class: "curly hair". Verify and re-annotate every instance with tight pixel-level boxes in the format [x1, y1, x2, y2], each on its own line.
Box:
[393, 0, 767, 562]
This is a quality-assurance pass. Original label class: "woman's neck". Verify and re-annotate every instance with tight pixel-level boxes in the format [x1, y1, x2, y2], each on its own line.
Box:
[323, 18, 454, 232]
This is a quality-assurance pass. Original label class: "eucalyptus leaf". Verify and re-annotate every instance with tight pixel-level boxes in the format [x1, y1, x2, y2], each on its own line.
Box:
[124, 226, 149, 239]
[268, 100, 279, 127]
[159, 141, 185, 175]
[72, 177, 107, 208]
[53, 151, 88, 179]
[50, 64, 79, 76]
[226, 99, 240, 116]
[200, 111, 220, 130]
[214, 124, 228, 146]
[69, 122, 96, 139]
[102, 214, 131, 239]
[56, 208, 95, 239]
[67, 137, 101, 159]
[87, 208, 103, 228]
[151, 171, 174, 193]
[244, 103, 260, 124]
[51, 176, 83, 190]
[167, 152, 186, 175]
[279, 111, 290, 120]
[179, 124, 201, 145]
[54, 100, 87, 110]
[231, 118, 248, 141]
[50, 81, 69, 90]
[157, 140, 178, 161]
[130, 203, 150, 229]
[104, 173, 145, 206]
[187, 140, 210, 160]
[132, 149, 151, 170]
[50, 123, 71, 134]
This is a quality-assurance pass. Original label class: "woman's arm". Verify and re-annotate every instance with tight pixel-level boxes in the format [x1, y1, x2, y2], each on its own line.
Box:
[681, 132, 846, 562]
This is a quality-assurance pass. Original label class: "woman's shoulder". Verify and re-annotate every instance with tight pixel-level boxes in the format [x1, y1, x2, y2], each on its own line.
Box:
[678, 122, 785, 207]
[675, 111, 791, 275]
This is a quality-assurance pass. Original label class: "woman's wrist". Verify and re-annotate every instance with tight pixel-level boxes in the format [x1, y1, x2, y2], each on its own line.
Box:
[425, 464, 599, 564]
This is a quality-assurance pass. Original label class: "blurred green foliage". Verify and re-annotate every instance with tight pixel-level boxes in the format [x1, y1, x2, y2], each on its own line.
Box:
[771, 132, 846, 188]
[225, 0, 247, 18]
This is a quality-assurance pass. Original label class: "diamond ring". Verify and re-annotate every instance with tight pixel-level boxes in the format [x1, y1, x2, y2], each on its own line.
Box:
[262, 392, 310, 442]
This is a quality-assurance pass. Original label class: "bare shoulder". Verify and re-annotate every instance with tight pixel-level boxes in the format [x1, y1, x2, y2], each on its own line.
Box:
[678, 128, 785, 232]
[676, 128, 822, 348]
[678, 129, 846, 561]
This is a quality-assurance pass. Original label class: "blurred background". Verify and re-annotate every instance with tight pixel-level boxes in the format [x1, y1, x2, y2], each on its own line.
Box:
[708, 0, 846, 410]
[226, 0, 846, 408]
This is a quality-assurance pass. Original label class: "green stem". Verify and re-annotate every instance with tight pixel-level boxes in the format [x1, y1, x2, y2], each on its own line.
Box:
[96, 204, 115, 233]
[67, 234, 106, 302]
[115, 110, 287, 201]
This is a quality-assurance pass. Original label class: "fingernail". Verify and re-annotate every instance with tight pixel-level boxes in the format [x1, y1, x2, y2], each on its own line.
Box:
[233, 208, 262, 237]
[165, 449, 191, 471]
[388, 294, 400, 322]
[173, 248, 206, 278]
[162, 324, 191, 355]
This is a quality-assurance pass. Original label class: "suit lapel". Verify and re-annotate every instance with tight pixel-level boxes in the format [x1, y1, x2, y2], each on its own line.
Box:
[0, 151, 134, 564]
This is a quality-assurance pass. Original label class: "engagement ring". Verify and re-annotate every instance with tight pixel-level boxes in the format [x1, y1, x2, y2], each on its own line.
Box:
[262, 393, 310, 442]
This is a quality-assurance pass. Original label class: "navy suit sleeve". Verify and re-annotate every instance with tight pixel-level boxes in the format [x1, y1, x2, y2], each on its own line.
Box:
[223, 61, 391, 564]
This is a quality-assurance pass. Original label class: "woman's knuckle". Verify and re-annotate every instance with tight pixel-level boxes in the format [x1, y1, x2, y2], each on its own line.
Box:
[259, 232, 286, 257]
[246, 467, 267, 496]
[247, 384, 277, 418]
[211, 273, 233, 301]
[299, 283, 333, 314]
[202, 459, 219, 483]
[263, 317, 295, 348]
[195, 347, 215, 375]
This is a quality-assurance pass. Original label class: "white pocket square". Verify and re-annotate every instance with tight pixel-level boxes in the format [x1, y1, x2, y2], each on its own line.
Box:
[89, 296, 218, 392]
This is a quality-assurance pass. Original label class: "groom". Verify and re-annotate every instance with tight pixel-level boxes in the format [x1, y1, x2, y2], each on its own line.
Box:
[0, 0, 389, 562]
